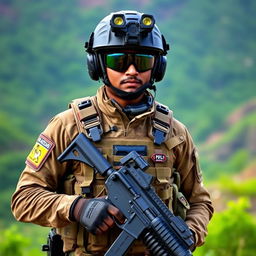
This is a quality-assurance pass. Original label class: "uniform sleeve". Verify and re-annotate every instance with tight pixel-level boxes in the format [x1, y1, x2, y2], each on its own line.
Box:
[173, 124, 214, 247]
[11, 112, 80, 228]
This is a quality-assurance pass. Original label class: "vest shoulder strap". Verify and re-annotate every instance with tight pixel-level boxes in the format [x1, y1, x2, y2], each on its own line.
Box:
[69, 96, 104, 196]
[149, 101, 173, 145]
[69, 96, 103, 142]
[70, 97, 173, 145]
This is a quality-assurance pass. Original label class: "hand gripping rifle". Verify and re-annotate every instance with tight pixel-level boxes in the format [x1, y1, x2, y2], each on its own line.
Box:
[58, 133, 194, 256]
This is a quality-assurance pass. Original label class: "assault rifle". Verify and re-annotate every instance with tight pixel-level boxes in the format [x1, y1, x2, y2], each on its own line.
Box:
[58, 133, 194, 256]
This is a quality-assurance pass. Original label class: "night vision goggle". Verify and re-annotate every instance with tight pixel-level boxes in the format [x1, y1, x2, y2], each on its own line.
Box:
[106, 53, 155, 72]
[110, 13, 155, 44]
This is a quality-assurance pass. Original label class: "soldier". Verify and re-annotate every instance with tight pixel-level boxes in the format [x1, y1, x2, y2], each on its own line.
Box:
[11, 10, 213, 256]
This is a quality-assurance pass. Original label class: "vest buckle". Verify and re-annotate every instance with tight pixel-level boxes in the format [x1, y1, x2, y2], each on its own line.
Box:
[77, 99, 103, 142]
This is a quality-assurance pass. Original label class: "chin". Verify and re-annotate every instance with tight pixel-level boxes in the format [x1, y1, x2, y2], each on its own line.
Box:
[122, 85, 141, 92]
[123, 89, 138, 93]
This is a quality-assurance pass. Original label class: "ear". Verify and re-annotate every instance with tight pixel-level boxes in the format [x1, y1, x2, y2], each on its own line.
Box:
[87, 53, 102, 81]
[152, 56, 167, 82]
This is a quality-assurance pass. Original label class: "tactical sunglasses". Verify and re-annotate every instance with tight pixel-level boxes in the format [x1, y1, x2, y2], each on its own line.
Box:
[106, 53, 155, 72]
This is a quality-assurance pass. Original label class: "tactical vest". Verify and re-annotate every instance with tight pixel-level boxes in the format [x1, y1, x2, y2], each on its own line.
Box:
[57, 96, 190, 255]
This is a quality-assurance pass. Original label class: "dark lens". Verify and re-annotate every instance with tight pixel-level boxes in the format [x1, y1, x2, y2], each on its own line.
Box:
[106, 53, 154, 72]
[106, 53, 127, 72]
[134, 54, 154, 72]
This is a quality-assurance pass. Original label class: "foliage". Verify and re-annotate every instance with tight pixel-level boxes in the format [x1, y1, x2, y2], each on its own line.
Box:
[219, 176, 256, 196]
[1, 0, 255, 144]
[201, 112, 256, 154]
[194, 197, 256, 256]
[201, 149, 251, 180]
[0, 225, 29, 256]
[0, 151, 27, 221]
[200, 111, 256, 180]
[0, 224, 49, 256]
[156, 0, 256, 141]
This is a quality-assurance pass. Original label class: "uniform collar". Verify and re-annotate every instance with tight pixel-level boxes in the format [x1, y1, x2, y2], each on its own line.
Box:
[96, 85, 156, 122]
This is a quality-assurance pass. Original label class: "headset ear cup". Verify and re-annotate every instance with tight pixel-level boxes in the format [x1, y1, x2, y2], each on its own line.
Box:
[153, 56, 167, 82]
[87, 53, 101, 81]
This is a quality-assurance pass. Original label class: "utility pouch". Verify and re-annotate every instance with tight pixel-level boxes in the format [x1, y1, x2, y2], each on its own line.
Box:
[42, 228, 64, 256]
[171, 171, 190, 220]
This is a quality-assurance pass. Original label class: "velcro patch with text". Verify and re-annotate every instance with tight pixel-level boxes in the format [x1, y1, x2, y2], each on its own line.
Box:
[26, 134, 55, 171]
[151, 153, 167, 163]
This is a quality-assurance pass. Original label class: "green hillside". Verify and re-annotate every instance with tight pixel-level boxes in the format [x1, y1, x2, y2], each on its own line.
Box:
[200, 100, 256, 180]
[1, 0, 255, 143]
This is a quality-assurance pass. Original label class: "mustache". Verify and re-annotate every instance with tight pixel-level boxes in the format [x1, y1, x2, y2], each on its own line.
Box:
[120, 76, 143, 84]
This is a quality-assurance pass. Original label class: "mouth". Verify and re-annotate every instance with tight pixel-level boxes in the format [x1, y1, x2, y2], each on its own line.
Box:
[121, 78, 142, 90]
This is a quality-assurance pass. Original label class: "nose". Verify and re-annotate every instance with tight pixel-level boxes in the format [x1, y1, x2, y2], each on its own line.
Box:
[125, 64, 139, 76]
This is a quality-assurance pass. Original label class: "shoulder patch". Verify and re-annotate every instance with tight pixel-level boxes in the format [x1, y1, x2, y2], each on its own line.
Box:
[26, 134, 55, 171]
[193, 148, 203, 183]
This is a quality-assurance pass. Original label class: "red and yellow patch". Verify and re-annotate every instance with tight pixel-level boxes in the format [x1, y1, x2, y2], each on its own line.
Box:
[151, 153, 167, 163]
[26, 134, 55, 171]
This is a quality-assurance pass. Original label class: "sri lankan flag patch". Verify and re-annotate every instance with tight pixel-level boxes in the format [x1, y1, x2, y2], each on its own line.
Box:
[26, 134, 55, 171]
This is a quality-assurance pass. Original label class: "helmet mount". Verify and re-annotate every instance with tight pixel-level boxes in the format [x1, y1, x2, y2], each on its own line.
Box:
[110, 13, 155, 46]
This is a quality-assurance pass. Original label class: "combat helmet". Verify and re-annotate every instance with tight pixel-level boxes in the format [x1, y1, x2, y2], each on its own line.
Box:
[85, 10, 169, 99]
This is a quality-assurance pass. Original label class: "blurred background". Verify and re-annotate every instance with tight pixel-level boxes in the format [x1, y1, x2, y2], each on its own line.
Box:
[0, 0, 255, 255]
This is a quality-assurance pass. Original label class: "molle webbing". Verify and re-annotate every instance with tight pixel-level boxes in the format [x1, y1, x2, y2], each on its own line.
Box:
[69, 97, 174, 197]
[69, 96, 103, 196]
[150, 102, 173, 145]
[69, 96, 103, 142]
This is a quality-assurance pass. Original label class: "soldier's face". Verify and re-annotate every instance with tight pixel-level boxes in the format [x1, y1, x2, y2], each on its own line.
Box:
[105, 52, 153, 93]
[106, 65, 151, 93]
